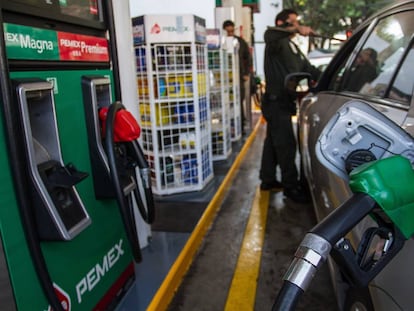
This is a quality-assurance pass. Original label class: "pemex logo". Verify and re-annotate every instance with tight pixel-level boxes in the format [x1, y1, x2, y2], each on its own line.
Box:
[150, 23, 161, 34]
[47, 283, 71, 311]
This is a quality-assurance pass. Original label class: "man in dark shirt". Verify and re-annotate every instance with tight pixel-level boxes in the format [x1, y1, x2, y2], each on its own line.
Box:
[223, 20, 252, 133]
[259, 9, 320, 203]
[345, 47, 378, 92]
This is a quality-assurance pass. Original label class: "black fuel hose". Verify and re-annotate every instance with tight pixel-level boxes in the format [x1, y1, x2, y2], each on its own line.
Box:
[131, 174, 155, 224]
[271, 281, 303, 311]
[272, 193, 376, 311]
[0, 37, 64, 311]
[129, 140, 155, 224]
[312, 193, 376, 244]
[105, 102, 142, 263]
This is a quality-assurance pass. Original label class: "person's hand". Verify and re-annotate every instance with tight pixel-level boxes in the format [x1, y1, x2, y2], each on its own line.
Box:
[296, 25, 315, 37]
[243, 74, 249, 81]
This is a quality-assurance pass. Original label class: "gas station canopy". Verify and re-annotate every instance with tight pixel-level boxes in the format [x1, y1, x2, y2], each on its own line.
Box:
[215, 0, 261, 13]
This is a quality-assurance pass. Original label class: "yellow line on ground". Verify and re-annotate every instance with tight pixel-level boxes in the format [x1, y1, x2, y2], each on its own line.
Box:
[224, 186, 270, 311]
[147, 118, 263, 311]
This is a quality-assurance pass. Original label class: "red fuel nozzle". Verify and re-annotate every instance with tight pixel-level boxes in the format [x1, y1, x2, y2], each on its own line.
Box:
[99, 106, 141, 142]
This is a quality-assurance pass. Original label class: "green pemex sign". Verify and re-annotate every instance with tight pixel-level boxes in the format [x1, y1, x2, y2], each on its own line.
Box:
[4, 23, 109, 62]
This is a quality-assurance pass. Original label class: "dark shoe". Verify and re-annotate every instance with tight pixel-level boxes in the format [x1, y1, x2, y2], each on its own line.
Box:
[260, 181, 283, 192]
[284, 186, 311, 204]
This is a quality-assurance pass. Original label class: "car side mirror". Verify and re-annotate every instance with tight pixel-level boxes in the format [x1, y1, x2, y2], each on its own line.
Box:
[284, 72, 313, 96]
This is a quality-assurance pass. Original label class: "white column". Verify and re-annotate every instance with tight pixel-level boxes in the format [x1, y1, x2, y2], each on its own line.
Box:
[111, 0, 152, 248]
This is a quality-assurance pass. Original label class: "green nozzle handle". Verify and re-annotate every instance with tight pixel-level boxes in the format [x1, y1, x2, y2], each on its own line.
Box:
[349, 155, 414, 239]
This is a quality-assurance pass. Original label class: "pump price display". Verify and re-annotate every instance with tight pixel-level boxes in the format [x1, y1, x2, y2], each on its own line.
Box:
[4, 23, 109, 62]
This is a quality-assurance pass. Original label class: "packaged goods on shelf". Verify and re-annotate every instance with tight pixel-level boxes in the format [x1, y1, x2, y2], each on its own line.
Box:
[139, 103, 171, 126]
[225, 38, 242, 141]
[137, 76, 150, 96]
[154, 77, 168, 98]
[133, 14, 214, 194]
[167, 75, 193, 98]
[207, 29, 232, 160]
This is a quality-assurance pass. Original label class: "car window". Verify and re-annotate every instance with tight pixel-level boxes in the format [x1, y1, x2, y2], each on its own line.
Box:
[330, 11, 414, 102]
[387, 43, 414, 105]
[326, 28, 367, 92]
[327, 44, 356, 91]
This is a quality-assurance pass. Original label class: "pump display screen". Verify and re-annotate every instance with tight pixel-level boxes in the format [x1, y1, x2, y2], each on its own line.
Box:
[60, 0, 100, 23]
[3, 0, 104, 29]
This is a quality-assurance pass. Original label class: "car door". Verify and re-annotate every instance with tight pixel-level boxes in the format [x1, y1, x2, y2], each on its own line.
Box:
[299, 21, 370, 222]
[299, 5, 414, 311]
[302, 8, 414, 216]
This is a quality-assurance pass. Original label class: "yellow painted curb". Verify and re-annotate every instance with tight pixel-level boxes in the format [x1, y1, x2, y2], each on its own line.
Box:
[147, 118, 263, 311]
[224, 186, 270, 311]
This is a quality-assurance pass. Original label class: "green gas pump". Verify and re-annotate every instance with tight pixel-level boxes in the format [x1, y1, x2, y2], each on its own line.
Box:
[0, 1, 144, 310]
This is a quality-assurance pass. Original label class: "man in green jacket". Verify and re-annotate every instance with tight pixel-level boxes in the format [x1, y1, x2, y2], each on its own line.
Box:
[259, 9, 320, 203]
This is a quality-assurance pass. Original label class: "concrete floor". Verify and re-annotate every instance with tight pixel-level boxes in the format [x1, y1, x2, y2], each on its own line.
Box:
[166, 119, 339, 310]
[116, 114, 339, 311]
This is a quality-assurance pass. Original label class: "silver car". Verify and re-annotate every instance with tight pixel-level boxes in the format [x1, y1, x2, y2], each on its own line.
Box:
[293, 1, 414, 310]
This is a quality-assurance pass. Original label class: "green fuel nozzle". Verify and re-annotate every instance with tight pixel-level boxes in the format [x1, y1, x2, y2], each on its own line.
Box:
[327, 155, 414, 287]
[349, 155, 414, 239]
[272, 156, 414, 310]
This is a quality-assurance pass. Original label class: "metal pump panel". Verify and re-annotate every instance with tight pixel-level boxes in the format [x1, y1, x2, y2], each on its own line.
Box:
[14, 79, 91, 240]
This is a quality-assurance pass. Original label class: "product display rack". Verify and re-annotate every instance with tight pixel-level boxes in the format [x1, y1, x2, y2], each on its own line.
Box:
[207, 32, 232, 161]
[133, 15, 214, 195]
[226, 37, 242, 141]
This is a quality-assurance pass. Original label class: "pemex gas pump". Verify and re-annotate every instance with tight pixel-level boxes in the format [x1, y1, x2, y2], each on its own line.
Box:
[272, 101, 414, 310]
[0, 1, 153, 310]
